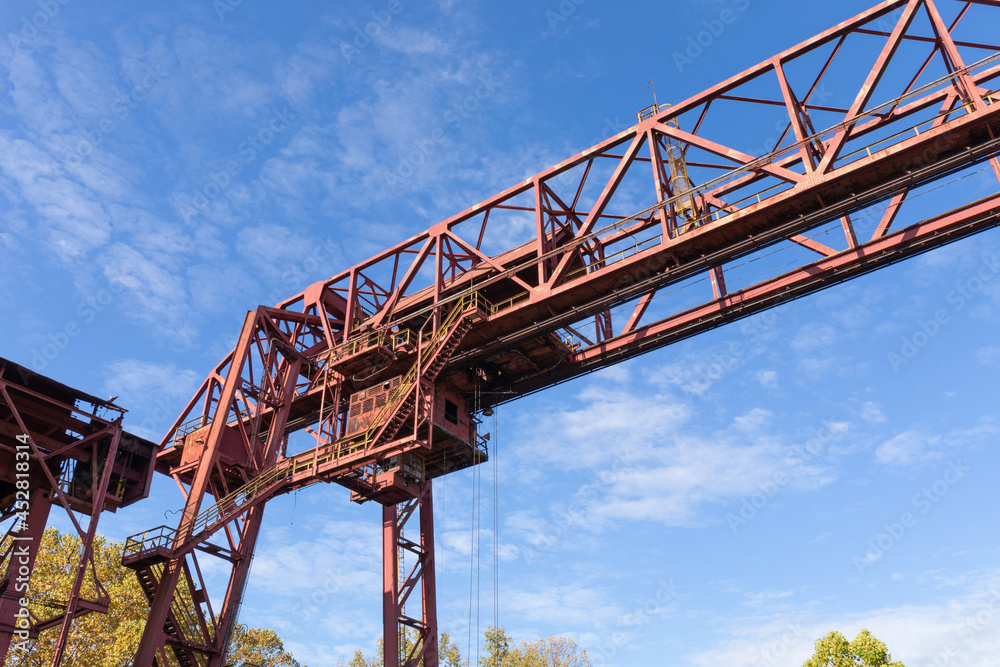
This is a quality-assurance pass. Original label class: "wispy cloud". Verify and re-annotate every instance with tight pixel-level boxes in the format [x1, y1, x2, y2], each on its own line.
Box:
[685, 571, 1000, 667]
[875, 418, 999, 467]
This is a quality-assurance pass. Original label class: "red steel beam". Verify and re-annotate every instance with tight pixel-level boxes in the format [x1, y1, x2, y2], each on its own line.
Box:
[126, 3, 1000, 665]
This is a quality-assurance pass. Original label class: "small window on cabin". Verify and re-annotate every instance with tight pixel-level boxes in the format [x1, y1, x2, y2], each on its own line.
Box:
[444, 399, 458, 424]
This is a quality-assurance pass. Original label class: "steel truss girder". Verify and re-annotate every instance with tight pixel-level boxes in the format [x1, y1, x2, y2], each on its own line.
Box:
[130, 1, 1000, 664]
[541, 191, 1000, 392]
[258, 0, 1000, 356]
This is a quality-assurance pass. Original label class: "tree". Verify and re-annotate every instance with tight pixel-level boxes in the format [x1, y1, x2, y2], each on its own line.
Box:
[344, 625, 588, 667]
[480, 626, 512, 667]
[478, 627, 590, 667]
[226, 623, 303, 667]
[502, 636, 590, 667]
[6, 528, 304, 667]
[802, 629, 904, 667]
[439, 632, 464, 667]
[346, 629, 463, 667]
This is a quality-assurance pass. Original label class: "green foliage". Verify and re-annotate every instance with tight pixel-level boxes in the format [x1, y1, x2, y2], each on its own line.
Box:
[480, 626, 512, 667]
[500, 636, 590, 667]
[439, 632, 464, 667]
[344, 628, 464, 667]
[6, 528, 304, 667]
[6, 528, 150, 667]
[802, 629, 904, 667]
[349, 648, 375, 667]
[226, 623, 303, 667]
[477, 627, 589, 667]
[342, 626, 587, 667]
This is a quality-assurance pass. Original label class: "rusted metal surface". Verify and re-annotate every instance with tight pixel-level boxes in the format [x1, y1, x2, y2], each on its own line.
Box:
[0, 358, 155, 665]
[125, 2, 1000, 665]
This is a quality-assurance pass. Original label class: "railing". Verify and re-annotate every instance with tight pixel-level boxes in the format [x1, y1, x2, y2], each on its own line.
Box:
[173, 414, 208, 441]
[637, 103, 659, 122]
[488, 291, 528, 315]
[352, 291, 481, 447]
[122, 525, 178, 558]
[124, 294, 488, 558]
[565, 234, 664, 281]
[328, 327, 416, 362]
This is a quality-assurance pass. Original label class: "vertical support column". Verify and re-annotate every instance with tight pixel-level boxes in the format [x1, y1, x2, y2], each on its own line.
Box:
[710, 266, 727, 300]
[133, 309, 261, 667]
[0, 484, 52, 662]
[383, 503, 400, 667]
[50, 427, 122, 667]
[213, 504, 269, 667]
[646, 129, 674, 240]
[382, 481, 438, 667]
[419, 481, 438, 667]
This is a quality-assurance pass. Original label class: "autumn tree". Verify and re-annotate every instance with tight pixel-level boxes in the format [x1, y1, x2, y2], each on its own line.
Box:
[479, 626, 512, 667]
[340, 624, 594, 667]
[225, 623, 303, 667]
[478, 627, 590, 667]
[802, 629, 904, 667]
[6, 528, 303, 667]
[502, 635, 590, 667]
[347, 629, 463, 667]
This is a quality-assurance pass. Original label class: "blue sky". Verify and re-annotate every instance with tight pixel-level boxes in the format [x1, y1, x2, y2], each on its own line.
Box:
[3, 0, 1000, 665]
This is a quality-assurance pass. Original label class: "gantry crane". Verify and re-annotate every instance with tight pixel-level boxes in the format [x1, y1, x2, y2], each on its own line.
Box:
[108, 0, 1000, 665]
[0, 358, 156, 665]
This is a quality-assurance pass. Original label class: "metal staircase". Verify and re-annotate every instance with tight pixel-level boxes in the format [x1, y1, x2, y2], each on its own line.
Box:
[122, 293, 485, 571]
[132, 564, 206, 667]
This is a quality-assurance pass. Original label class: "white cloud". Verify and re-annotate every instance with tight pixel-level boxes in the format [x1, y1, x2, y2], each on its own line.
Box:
[875, 419, 998, 467]
[975, 345, 1000, 367]
[757, 369, 778, 388]
[100, 242, 196, 343]
[104, 358, 200, 401]
[861, 401, 887, 424]
[104, 358, 202, 439]
[742, 588, 795, 608]
[790, 322, 838, 354]
[496, 579, 622, 630]
[514, 384, 692, 472]
[875, 430, 943, 466]
[685, 572, 1000, 667]
[734, 408, 774, 433]
[508, 382, 835, 531]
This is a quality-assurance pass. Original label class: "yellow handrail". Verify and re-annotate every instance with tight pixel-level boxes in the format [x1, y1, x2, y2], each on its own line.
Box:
[128, 294, 488, 555]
